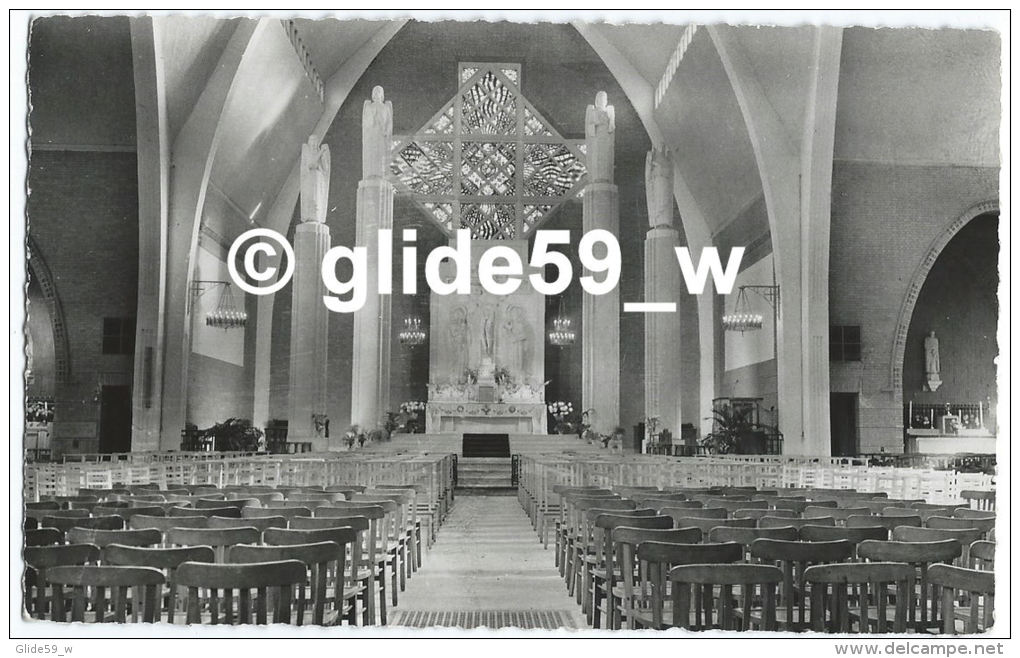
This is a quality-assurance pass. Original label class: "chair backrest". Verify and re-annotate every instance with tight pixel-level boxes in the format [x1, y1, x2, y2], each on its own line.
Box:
[969, 540, 994, 570]
[630, 492, 688, 504]
[706, 499, 768, 513]
[858, 538, 962, 629]
[129, 515, 207, 533]
[42, 565, 164, 622]
[927, 564, 995, 634]
[891, 526, 983, 549]
[166, 526, 260, 562]
[926, 515, 995, 535]
[196, 498, 257, 510]
[174, 560, 307, 624]
[960, 490, 995, 511]
[324, 484, 367, 494]
[26, 501, 61, 512]
[634, 541, 743, 629]
[207, 515, 288, 533]
[38, 509, 91, 519]
[806, 506, 869, 523]
[804, 562, 914, 633]
[955, 508, 995, 520]
[708, 526, 799, 547]
[770, 499, 810, 514]
[669, 564, 784, 631]
[760, 516, 833, 529]
[65, 528, 162, 548]
[171, 506, 242, 519]
[244, 506, 311, 520]
[41, 515, 125, 537]
[100, 544, 216, 623]
[673, 517, 756, 539]
[25, 528, 62, 547]
[661, 506, 726, 521]
[103, 505, 166, 519]
[750, 538, 854, 631]
[799, 525, 888, 546]
[230, 492, 284, 506]
[847, 514, 919, 533]
[734, 508, 796, 521]
[229, 542, 343, 626]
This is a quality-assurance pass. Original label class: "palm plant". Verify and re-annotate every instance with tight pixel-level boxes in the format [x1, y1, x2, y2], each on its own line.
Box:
[701, 404, 755, 455]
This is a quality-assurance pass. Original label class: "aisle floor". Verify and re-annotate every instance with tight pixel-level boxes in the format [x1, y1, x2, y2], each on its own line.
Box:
[393, 493, 585, 629]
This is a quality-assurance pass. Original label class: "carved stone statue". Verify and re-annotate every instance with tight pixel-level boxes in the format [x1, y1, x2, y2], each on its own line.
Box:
[501, 305, 530, 377]
[300, 134, 330, 223]
[362, 85, 393, 179]
[480, 305, 496, 359]
[585, 91, 616, 183]
[645, 146, 674, 228]
[925, 331, 942, 392]
[447, 307, 469, 382]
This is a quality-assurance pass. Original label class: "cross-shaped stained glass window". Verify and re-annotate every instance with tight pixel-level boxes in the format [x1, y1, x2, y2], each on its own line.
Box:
[390, 63, 587, 240]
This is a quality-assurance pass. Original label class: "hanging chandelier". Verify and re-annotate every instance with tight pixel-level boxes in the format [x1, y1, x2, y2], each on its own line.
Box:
[205, 282, 247, 329]
[548, 316, 576, 347]
[722, 287, 763, 333]
[399, 317, 427, 347]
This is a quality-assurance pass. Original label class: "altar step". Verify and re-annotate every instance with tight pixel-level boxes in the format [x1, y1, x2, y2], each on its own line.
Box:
[457, 457, 513, 489]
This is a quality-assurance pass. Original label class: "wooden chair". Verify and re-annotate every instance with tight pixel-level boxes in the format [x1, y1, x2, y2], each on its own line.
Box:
[291, 515, 373, 625]
[799, 525, 888, 555]
[101, 544, 215, 623]
[65, 528, 162, 548]
[556, 492, 619, 575]
[317, 502, 398, 614]
[631, 541, 743, 630]
[41, 565, 164, 622]
[857, 539, 961, 631]
[230, 542, 346, 625]
[760, 516, 834, 529]
[669, 564, 784, 631]
[804, 563, 914, 633]
[590, 513, 672, 628]
[955, 508, 995, 521]
[166, 527, 260, 562]
[671, 517, 756, 540]
[577, 507, 656, 613]
[357, 491, 418, 580]
[174, 560, 308, 624]
[244, 505, 311, 520]
[611, 526, 702, 630]
[41, 515, 124, 540]
[892, 526, 983, 566]
[927, 564, 995, 634]
[564, 498, 635, 597]
[960, 490, 995, 511]
[208, 515, 288, 533]
[926, 515, 995, 538]
[262, 527, 359, 625]
[25, 528, 62, 547]
[749, 538, 854, 631]
[970, 541, 994, 570]
[708, 526, 799, 559]
[315, 506, 390, 624]
[24, 544, 101, 618]
[734, 508, 796, 521]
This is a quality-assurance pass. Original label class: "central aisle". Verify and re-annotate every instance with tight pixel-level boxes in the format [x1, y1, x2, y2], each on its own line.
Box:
[393, 493, 585, 629]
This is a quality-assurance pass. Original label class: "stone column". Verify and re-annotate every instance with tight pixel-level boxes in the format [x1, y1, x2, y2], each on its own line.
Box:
[642, 147, 682, 446]
[288, 135, 332, 450]
[581, 91, 620, 435]
[350, 86, 394, 431]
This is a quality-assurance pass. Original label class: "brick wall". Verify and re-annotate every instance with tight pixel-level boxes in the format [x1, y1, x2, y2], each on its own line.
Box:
[27, 150, 139, 456]
[829, 161, 998, 452]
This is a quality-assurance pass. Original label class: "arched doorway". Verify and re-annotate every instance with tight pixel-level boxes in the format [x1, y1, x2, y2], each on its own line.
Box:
[901, 210, 999, 446]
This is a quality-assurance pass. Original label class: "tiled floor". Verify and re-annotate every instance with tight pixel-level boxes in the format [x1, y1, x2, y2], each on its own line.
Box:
[394, 492, 585, 629]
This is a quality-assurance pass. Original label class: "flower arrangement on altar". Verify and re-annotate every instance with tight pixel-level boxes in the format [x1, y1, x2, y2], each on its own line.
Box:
[459, 368, 479, 385]
[344, 424, 366, 450]
[395, 400, 426, 434]
[493, 365, 513, 386]
[547, 400, 576, 434]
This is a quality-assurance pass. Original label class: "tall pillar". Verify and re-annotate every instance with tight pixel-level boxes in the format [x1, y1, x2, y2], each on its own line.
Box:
[287, 135, 332, 450]
[642, 147, 681, 443]
[581, 91, 620, 435]
[350, 86, 394, 430]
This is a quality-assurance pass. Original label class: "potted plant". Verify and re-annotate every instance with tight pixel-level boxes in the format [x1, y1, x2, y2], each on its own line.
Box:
[701, 404, 760, 454]
[200, 418, 263, 452]
[547, 401, 576, 434]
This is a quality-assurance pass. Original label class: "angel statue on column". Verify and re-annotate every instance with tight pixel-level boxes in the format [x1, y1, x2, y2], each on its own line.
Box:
[300, 134, 330, 223]
[645, 145, 674, 228]
[585, 91, 616, 183]
[362, 85, 393, 179]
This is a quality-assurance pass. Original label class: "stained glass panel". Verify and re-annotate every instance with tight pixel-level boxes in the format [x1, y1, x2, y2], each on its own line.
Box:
[522, 143, 586, 197]
[462, 72, 517, 136]
[392, 141, 454, 195]
[390, 63, 586, 237]
[461, 142, 516, 196]
[461, 203, 515, 240]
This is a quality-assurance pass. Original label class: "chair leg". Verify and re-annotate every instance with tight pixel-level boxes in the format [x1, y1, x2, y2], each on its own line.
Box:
[378, 567, 388, 625]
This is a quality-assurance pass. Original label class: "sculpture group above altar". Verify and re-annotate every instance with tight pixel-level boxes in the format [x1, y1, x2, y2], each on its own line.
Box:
[426, 239, 547, 433]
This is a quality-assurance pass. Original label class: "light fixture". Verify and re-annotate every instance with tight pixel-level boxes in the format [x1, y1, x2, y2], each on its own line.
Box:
[191, 280, 248, 330]
[722, 285, 779, 333]
[399, 316, 427, 347]
[548, 297, 576, 347]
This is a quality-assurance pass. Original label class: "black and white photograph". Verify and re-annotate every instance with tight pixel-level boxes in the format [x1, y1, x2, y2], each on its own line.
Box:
[10, 9, 1009, 642]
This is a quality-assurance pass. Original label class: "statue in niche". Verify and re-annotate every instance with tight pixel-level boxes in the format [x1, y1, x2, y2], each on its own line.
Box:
[447, 307, 470, 382]
[300, 134, 330, 223]
[480, 304, 496, 360]
[585, 91, 616, 183]
[645, 145, 674, 228]
[362, 85, 393, 179]
[500, 305, 530, 378]
[925, 331, 942, 392]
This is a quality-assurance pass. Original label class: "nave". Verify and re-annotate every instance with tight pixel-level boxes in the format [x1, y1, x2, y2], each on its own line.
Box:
[22, 449, 996, 633]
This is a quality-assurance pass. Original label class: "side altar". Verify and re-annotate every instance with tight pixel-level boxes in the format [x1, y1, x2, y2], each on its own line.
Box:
[426, 240, 547, 434]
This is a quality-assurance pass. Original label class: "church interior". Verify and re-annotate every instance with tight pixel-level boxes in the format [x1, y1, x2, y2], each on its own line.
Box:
[19, 15, 1003, 633]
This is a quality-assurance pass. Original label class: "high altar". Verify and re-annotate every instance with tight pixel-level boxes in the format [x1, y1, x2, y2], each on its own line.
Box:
[427, 240, 547, 433]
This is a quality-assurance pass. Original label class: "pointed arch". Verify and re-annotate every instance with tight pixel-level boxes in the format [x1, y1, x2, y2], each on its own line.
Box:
[26, 237, 71, 385]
